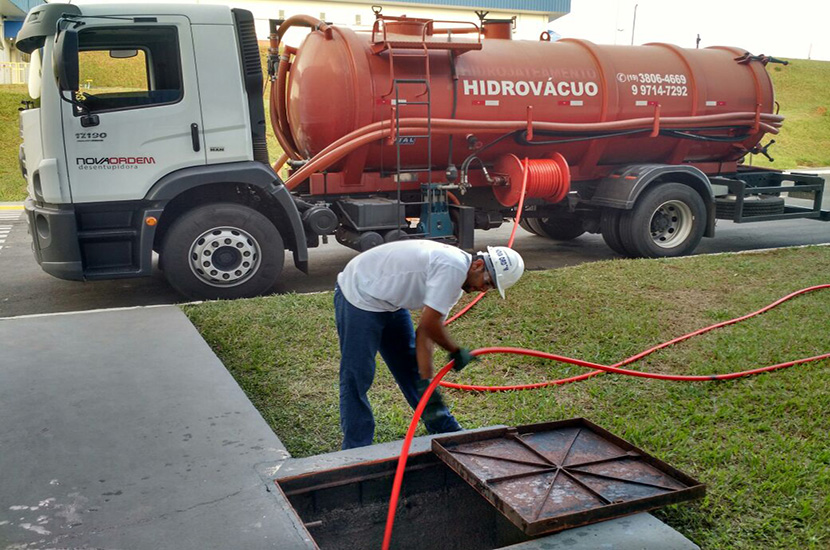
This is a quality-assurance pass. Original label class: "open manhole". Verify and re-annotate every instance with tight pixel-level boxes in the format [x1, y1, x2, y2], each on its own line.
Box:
[275, 419, 704, 549]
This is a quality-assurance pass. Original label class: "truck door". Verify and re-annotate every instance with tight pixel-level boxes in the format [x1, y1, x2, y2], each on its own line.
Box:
[61, 17, 206, 203]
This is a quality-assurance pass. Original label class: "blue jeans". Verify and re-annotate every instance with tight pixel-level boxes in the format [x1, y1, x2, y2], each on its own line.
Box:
[334, 284, 461, 449]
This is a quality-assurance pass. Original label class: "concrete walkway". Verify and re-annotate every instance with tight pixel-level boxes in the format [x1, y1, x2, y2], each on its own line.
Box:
[1, 306, 699, 550]
[0, 306, 311, 550]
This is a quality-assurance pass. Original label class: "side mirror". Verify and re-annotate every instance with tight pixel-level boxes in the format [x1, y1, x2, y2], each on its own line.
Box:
[53, 25, 79, 92]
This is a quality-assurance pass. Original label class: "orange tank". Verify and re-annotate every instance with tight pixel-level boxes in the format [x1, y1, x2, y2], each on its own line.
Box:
[276, 15, 777, 190]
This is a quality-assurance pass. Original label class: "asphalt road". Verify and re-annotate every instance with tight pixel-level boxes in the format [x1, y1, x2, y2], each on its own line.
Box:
[2, 204, 829, 318]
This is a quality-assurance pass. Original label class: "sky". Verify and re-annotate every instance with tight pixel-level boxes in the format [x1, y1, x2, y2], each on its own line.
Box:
[550, 0, 830, 61]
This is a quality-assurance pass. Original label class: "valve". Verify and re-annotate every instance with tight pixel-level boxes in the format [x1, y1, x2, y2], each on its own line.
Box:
[734, 53, 789, 66]
[752, 139, 776, 162]
[466, 134, 482, 151]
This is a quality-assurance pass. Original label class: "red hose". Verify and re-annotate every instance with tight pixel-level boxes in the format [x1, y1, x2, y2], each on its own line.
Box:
[444, 284, 830, 391]
[382, 284, 830, 549]
[272, 48, 302, 160]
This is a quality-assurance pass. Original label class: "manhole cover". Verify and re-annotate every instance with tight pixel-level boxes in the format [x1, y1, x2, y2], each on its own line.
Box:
[432, 418, 704, 536]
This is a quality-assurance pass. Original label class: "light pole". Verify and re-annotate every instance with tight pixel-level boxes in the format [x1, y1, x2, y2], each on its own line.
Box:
[630, 4, 638, 46]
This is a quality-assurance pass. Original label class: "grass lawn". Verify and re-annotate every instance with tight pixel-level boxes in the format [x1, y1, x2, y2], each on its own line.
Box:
[0, 85, 29, 201]
[750, 59, 830, 169]
[184, 246, 830, 549]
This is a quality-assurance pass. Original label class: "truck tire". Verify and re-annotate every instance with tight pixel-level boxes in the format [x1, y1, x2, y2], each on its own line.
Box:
[715, 194, 785, 219]
[527, 217, 586, 241]
[519, 218, 540, 235]
[161, 203, 284, 300]
[619, 183, 706, 258]
[600, 208, 629, 256]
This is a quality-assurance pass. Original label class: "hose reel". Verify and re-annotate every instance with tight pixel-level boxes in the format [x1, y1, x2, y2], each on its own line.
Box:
[492, 153, 571, 207]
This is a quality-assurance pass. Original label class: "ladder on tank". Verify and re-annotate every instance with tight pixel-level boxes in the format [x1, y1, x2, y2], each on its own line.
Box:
[392, 79, 453, 239]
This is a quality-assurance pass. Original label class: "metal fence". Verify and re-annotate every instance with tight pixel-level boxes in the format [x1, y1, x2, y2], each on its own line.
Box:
[0, 62, 30, 85]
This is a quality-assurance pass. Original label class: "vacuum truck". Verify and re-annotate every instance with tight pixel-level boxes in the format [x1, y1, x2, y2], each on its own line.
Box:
[16, 3, 828, 299]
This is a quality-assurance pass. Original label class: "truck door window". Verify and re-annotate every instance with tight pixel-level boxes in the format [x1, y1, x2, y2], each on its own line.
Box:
[75, 26, 182, 113]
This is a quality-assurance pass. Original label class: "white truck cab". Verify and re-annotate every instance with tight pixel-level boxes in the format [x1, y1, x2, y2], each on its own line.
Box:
[17, 3, 307, 299]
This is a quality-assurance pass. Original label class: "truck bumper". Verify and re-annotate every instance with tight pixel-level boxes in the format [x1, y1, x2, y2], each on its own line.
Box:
[24, 198, 84, 281]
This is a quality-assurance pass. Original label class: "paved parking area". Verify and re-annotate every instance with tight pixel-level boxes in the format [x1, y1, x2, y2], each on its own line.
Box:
[0, 206, 21, 258]
[0, 306, 312, 550]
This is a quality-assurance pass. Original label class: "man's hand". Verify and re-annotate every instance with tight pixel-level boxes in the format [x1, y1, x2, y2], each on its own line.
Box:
[416, 306, 458, 379]
[449, 347, 478, 371]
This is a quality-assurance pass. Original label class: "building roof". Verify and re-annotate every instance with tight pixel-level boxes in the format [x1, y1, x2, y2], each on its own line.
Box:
[1, 0, 43, 20]
[344, 0, 570, 16]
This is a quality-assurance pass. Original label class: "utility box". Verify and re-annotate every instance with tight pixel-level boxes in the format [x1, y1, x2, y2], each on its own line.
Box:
[337, 197, 406, 231]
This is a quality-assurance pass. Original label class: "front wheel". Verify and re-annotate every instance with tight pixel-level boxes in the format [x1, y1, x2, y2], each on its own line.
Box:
[161, 203, 284, 300]
[619, 183, 706, 258]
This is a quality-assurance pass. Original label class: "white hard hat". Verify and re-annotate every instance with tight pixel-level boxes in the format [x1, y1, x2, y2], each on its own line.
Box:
[482, 246, 525, 299]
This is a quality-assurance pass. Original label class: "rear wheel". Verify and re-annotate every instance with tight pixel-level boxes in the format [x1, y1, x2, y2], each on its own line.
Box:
[619, 183, 706, 258]
[526, 217, 586, 241]
[161, 203, 284, 300]
[600, 208, 629, 255]
[519, 218, 540, 235]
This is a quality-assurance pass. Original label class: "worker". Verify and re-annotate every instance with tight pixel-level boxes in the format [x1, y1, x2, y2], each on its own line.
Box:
[334, 240, 525, 449]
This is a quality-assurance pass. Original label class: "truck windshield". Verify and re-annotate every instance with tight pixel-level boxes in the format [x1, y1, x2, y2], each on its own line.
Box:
[75, 25, 182, 113]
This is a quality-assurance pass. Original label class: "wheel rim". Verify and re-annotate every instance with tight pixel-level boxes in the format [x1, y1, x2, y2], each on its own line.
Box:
[188, 226, 261, 288]
[649, 200, 693, 249]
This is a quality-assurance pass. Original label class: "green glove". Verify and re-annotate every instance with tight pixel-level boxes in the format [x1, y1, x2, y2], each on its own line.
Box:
[415, 378, 450, 425]
[449, 347, 478, 372]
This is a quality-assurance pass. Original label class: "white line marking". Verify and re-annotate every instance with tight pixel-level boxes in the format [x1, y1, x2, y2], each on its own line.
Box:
[0, 303, 190, 321]
[484, 100, 500, 106]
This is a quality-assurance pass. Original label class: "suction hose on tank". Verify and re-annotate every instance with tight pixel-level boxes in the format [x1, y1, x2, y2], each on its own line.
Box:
[268, 16, 331, 162]
[283, 112, 783, 190]
[270, 46, 302, 161]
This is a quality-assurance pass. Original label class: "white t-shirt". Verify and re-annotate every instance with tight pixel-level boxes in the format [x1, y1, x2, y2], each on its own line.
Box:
[337, 240, 472, 315]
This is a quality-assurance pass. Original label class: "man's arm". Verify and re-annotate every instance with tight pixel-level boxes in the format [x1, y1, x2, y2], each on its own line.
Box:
[415, 306, 459, 379]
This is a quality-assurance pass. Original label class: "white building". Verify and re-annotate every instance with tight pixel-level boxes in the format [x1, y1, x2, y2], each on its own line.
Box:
[4, 1, 571, 84]
[67, 0, 571, 42]
[233, 0, 571, 42]
[2, 0, 42, 82]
